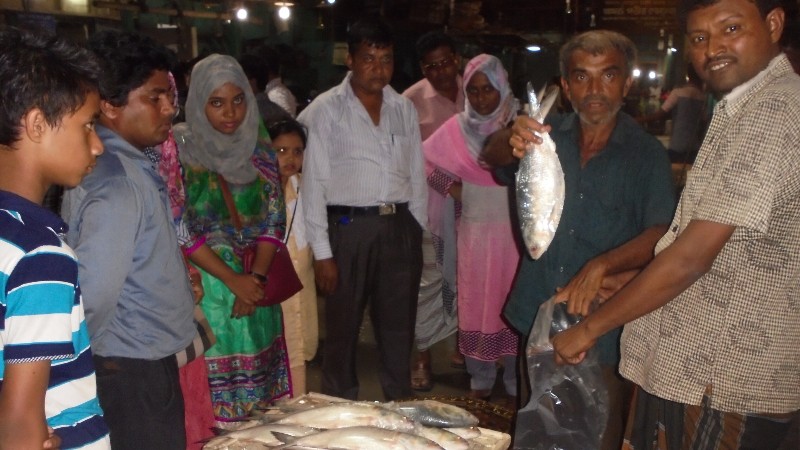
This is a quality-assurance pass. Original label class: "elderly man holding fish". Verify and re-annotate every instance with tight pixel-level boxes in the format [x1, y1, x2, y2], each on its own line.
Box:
[546, 0, 800, 448]
[483, 30, 675, 449]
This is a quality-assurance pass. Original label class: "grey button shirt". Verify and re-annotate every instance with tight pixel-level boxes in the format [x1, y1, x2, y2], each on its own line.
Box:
[62, 125, 195, 359]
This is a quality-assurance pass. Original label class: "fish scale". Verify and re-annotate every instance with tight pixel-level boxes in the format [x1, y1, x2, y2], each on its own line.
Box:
[516, 83, 565, 260]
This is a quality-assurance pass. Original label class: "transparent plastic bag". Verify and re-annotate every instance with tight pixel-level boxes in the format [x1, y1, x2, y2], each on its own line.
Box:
[513, 298, 609, 450]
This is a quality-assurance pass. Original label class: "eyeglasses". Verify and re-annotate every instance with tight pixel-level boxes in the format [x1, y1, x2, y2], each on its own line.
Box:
[422, 57, 456, 72]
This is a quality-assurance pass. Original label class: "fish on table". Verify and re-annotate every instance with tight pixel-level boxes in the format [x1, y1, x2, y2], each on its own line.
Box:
[273, 426, 444, 450]
[384, 400, 479, 428]
[203, 423, 318, 448]
[269, 402, 416, 432]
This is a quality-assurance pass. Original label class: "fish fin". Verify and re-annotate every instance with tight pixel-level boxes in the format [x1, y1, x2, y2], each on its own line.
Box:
[526, 81, 540, 118]
[272, 431, 297, 444]
[536, 85, 560, 122]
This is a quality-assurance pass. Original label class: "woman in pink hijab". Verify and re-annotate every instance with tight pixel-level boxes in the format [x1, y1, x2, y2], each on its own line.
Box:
[424, 54, 521, 405]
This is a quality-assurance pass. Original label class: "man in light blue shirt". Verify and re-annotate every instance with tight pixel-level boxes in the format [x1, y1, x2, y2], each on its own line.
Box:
[61, 31, 194, 450]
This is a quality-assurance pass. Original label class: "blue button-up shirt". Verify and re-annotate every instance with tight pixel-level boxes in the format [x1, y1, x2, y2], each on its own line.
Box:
[62, 125, 195, 359]
[498, 112, 675, 364]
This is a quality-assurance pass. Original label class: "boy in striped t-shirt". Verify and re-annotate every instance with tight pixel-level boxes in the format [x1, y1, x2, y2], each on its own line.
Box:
[0, 28, 110, 449]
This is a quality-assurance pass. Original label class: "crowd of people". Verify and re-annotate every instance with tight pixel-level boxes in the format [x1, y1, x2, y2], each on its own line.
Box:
[1, 0, 798, 449]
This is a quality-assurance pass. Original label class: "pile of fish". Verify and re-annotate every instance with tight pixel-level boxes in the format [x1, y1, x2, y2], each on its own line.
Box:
[515, 83, 565, 260]
[203, 398, 484, 450]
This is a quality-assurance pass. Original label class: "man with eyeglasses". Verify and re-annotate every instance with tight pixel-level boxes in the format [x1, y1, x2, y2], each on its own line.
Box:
[60, 31, 195, 449]
[299, 17, 426, 401]
[402, 31, 465, 392]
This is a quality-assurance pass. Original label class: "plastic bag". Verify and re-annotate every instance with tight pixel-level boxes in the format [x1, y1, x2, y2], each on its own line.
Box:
[513, 297, 609, 450]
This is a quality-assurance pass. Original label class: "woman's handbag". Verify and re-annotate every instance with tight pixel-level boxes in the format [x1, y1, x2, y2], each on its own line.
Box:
[175, 304, 217, 367]
[218, 174, 303, 306]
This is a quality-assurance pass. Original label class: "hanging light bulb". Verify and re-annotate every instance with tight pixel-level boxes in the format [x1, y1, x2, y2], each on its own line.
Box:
[278, 5, 291, 20]
[236, 6, 248, 20]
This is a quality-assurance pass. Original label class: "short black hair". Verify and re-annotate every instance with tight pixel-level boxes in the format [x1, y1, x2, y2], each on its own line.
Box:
[678, 0, 783, 31]
[0, 27, 100, 147]
[347, 17, 394, 55]
[415, 31, 457, 61]
[88, 31, 176, 107]
[239, 53, 269, 91]
[267, 118, 308, 148]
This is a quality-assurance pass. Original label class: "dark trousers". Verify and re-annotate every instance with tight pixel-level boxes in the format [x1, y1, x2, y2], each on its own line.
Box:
[94, 355, 186, 450]
[322, 208, 423, 400]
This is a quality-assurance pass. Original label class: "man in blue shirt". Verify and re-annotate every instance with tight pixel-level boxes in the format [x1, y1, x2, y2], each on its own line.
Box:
[0, 28, 110, 449]
[61, 31, 195, 449]
[483, 30, 675, 450]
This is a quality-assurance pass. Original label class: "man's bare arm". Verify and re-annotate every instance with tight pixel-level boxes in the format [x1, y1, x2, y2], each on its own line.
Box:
[553, 220, 735, 364]
[557, 224, 670, 316]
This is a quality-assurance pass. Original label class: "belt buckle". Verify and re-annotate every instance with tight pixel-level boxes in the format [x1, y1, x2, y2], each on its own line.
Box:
[378, 203, 396, 215]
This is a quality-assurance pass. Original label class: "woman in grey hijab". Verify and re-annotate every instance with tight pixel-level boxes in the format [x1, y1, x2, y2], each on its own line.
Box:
[174, 54, 291, 422]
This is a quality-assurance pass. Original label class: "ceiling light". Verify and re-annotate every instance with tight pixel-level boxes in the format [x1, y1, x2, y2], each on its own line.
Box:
[235, 7, 248, 20]
[526, 45, 542, 52]
[632, 68, 641, 78]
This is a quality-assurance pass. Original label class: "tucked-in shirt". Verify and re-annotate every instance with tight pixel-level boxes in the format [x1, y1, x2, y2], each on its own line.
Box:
[402, 76, 465, 140]
[265, 78, 298, 118]
[61, 125, 195, 360]
[1, 190, 110, 449]
[498, 112, 675, 364]
[298, 72, 428, 260]
[620, 54, 800, 414]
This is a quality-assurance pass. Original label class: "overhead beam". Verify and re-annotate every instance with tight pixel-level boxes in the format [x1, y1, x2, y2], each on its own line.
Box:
[92, 1, 263, 24]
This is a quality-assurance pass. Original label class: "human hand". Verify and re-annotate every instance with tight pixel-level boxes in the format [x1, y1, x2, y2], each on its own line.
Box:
[552, 322, 596, 365]
[188, 270, 204, 305]
[555, 257, 609, 317]
[313, 258, 338, 296]
[231, 297, 256, 318]
[509, 116, 552, 159]
[226, 273, 265, 305]
[448, 182, 463, 202]
[43, 427, 61, 449]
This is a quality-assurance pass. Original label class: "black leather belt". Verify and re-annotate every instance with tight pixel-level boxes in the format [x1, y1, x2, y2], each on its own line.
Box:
[327, 202, 408, 216]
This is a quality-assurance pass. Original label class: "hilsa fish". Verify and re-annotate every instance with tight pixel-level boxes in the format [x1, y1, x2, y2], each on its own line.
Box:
[516, 83, 564, 259]
[384, 400, 479, 428]
[271, 402, 416, 432]
[273, 426, 444, 450]
[203, 422, 318, 448]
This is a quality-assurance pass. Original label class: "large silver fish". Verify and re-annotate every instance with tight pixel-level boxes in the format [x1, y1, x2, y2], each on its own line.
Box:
[203, 423, 318, 448]
[273, 426, 444, 450]
[516, 83, 564, 259]
[385, 400, 479, 428]
[412, 424, 469, 450]
[271, 402, 416, 432]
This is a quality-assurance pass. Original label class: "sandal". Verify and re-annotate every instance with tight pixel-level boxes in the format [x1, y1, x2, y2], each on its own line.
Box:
[411, 362, 433, 391]
[450, 353, 466, 370]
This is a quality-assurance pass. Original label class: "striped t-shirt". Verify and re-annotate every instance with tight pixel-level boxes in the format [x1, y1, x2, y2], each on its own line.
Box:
[0, 190, 110, 449]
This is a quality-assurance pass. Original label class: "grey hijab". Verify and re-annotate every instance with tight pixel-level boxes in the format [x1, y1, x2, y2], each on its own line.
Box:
[175, 54, 260, 184]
